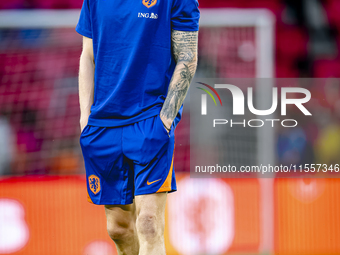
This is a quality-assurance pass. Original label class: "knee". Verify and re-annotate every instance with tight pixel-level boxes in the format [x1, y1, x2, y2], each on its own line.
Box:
[136, 213, 163, 240]
[107, 220, 134, 242]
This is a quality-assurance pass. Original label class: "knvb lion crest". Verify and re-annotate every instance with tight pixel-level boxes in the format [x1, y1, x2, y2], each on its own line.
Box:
[143, 0, 157, 8]
[88, 175, 101, 195]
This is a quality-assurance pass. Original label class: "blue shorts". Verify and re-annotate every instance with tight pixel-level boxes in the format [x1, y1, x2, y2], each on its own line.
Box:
[79, 114, 176, 205]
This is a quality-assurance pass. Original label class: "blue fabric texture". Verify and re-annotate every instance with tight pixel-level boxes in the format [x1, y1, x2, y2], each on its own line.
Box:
[76, 0, 199, 127]
[80, 115, 176, 205]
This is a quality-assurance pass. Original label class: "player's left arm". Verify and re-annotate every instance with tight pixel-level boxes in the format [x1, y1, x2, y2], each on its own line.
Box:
[160, 29, 198, 130]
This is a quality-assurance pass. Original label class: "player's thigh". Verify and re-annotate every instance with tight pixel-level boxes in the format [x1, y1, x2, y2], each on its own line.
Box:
[104, 201, 137, 236]
[135, 193, 167, 229]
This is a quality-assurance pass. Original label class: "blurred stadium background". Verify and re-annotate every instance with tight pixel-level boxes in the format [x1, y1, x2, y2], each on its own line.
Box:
[0, 0, 340, 254]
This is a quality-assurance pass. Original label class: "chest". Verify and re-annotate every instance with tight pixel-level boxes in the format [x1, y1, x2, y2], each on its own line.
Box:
[93, 0, 167, 24]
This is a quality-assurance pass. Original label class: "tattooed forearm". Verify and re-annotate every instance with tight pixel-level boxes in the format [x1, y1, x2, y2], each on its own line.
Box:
[160, 30, 198, 128]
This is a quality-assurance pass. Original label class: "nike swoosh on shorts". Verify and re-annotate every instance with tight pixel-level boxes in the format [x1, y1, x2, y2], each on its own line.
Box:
[147, 179, 162, 185]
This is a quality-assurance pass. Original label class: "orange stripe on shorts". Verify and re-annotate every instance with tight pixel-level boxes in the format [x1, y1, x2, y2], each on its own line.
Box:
[87, 191, 94, 204]
[156, 152, 174, 193]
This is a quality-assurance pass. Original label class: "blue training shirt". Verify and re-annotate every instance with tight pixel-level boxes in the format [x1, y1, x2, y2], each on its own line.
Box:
[76, 0, 200, 127]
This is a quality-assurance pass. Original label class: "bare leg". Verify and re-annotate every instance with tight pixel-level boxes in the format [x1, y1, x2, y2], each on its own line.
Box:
[104, 202, 139, 255]
[135, 193, 167, 255]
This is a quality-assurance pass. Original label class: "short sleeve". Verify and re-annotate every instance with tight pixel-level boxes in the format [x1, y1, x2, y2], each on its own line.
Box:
[76, 0, 92, 38]
[171, 0, 200, 31]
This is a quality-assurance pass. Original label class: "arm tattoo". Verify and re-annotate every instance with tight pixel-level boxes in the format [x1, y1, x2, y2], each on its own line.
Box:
[160, 30, 198, 126]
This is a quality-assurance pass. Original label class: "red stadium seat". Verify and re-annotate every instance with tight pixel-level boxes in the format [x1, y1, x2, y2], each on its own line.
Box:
[33, 0, 71, 9]
[244, 0, 283, 16]
[0, 0, 24, 9]
[324, 0, 340, 29]
[276, 62, 300, 78]
[199, 0, 282, 17]
[313, 59, 340, 78]
[276, 25, 308, 61]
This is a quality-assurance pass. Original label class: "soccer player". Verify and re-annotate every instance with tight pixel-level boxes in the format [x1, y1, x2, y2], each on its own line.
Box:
[76, 0, 199, 254]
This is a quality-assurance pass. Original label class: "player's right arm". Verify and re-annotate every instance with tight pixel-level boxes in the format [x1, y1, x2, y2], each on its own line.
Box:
[78, 36, 95, 132]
